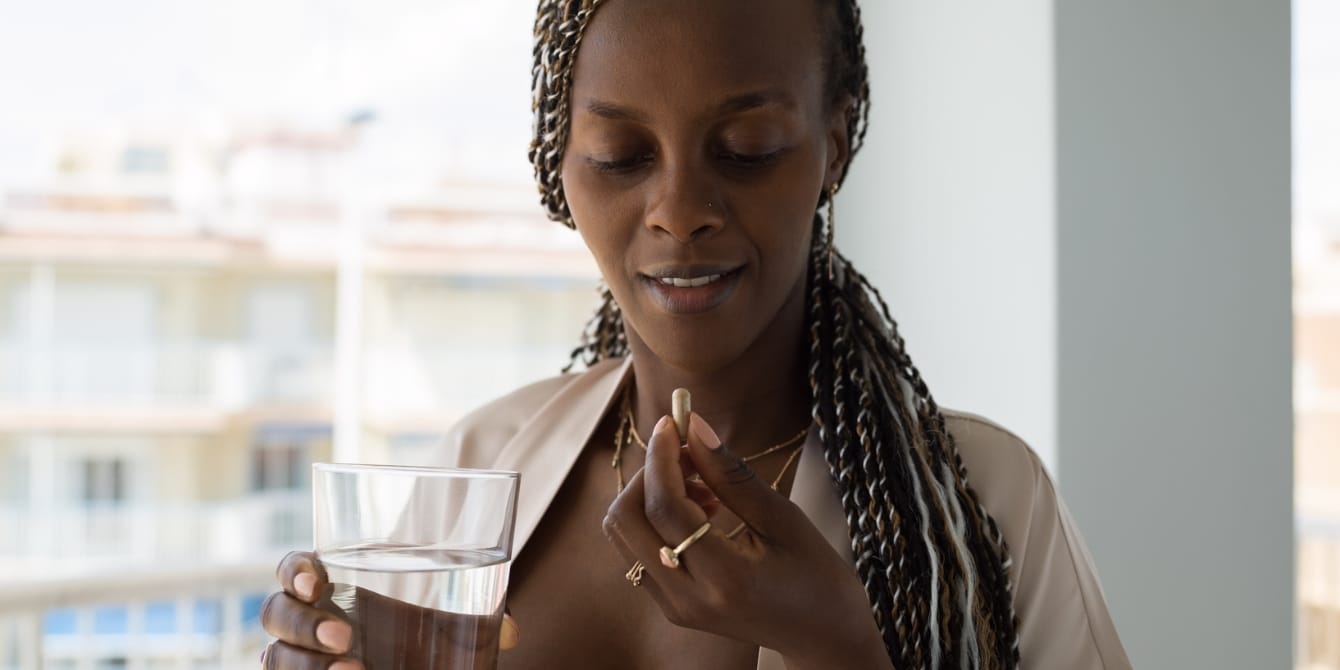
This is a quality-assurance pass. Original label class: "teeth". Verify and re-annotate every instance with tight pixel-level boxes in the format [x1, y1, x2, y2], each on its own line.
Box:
[658, 273, 724, 288]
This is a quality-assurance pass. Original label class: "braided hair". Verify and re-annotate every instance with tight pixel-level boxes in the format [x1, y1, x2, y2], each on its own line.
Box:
[532, 1, 1021, 667]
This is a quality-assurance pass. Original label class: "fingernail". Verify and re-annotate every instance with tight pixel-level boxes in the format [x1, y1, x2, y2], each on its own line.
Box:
[653, 415, 673, 435]
[330, 662, 363, 670]
[317, 619, 351, 653]
[690, 413, 722, 450]
[294, 572, 316, 600]
[500, 615, 520, 649]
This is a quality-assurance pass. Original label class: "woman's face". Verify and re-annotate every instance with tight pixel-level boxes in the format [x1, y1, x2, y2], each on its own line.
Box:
[561, 0, 850, 372]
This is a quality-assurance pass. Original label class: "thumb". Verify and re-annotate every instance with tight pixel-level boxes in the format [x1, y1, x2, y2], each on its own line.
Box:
[500, 612, 520, 651]
[684, 412, 796, 540]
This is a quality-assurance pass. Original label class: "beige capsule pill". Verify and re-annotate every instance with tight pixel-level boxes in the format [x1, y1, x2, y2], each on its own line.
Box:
[671, 388, 691, 440]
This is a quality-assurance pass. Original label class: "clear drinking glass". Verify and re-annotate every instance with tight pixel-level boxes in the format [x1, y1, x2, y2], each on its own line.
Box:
[312, 463, 520, 670]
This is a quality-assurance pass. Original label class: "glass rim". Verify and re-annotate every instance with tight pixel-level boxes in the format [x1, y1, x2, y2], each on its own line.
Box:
[312, 462, 519, 480]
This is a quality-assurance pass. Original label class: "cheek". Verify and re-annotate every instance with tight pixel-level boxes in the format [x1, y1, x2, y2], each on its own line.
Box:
[735, 168, 822, 282]
[755, 217, 815, 294]
[561, 152, 645, 222]
[562, 164, 632, 263]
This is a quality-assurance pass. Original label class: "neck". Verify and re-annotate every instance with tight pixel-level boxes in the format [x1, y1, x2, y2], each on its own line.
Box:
[623, 277, 812, 458]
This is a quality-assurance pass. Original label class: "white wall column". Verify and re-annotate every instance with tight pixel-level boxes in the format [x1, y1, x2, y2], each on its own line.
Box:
[839, 0, 1059, 468]
[333, 125, 372, 465]
[1053, 2, 1292, 668]
[840, 1, 1292, 667]
[24, 263, 54, 403]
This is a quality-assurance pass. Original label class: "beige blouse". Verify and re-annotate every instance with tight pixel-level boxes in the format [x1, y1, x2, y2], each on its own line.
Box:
[434, 357, 1132, 669]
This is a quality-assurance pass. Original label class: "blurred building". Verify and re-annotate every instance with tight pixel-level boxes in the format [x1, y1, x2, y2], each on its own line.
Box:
[1295, 8, 1340, 665]
[0, 122, 596, 669]
[1297, 219, 1340, 670]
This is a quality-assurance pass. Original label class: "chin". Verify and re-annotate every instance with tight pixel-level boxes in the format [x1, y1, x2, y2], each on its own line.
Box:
[630, 311, 757, 373]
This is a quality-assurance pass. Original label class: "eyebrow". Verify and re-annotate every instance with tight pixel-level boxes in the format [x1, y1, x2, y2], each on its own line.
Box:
[583, 89, 797, 123]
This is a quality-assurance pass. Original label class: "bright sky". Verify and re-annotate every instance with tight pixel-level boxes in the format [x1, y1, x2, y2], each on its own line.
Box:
[0, 0, 538, 186]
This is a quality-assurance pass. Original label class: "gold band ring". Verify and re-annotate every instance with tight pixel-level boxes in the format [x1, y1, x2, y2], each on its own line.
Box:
[659, 521, 713, 569]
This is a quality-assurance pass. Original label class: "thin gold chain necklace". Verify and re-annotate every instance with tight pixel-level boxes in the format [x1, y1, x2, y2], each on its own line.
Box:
[611, 385, 810, 540]
[624, 399, 809, 460]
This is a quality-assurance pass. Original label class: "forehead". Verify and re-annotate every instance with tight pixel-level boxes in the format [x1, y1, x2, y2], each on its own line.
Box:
[570, 0, 827, 117]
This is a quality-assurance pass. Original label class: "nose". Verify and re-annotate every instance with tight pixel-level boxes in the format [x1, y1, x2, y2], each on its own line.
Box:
[643, 160, 725, 243]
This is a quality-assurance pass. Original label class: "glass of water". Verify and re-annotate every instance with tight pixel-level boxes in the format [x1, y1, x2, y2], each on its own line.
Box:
[312, 463, 520, 670]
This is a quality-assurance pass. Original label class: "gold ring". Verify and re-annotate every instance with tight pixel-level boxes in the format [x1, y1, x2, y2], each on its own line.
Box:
[625, 561, 646, 586]
[659, 521, 713, 569]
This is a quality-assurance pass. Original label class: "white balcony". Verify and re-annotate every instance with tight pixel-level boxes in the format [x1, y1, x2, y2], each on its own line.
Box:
[1299, 520, 1340, 669]
[0, 568, 275, 670]
[0, 342, 334, 413]
[0, 492, 309, 579]
[0, 492, 304, 668]
[0, 492, 307, 670]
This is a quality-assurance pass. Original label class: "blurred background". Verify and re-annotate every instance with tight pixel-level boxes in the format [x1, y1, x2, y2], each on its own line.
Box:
[0, 0, 1326, 668]
[1295, 0, 1340, 666]
[0, 1, 596, 667]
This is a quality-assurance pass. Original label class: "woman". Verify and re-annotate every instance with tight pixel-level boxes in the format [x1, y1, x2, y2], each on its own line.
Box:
[261, 0, 1131, 668]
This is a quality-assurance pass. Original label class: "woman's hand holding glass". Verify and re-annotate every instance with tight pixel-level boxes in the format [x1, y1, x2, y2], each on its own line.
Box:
[259, 551, 520, 669]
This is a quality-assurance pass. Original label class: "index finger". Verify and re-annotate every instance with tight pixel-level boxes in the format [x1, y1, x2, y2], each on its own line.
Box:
[277, 550, 329, 604]
[684, 412, 802, 542]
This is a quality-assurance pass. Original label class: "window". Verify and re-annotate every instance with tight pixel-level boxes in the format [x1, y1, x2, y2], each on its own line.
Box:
[244, 284, 325, 404]
[143, 602, 176, 635]
[42, 609, 77, 636]
[191, 600, 220, 635]
[249, 424, 324, 492]
[79, 458, 126, 504]
[121, 146, 169, 174]
[91, 607, 128, 636]
[3, 451, 27, 502]
[51, 281, 159, 402]
[250, 444, 304, 492]
[240, 593, 266, 631]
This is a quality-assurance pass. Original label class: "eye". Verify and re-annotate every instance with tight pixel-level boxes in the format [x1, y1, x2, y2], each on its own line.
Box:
[587, 152, 655, 175]
[717, 148, 785, 169]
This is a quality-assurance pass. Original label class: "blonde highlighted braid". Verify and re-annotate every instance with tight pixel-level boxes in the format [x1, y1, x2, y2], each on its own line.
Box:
[533, 1, 1022, 667]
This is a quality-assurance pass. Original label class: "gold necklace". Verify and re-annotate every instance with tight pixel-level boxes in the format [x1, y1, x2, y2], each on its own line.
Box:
[611, 386, 810, 540]
[624, 399, 810, 459]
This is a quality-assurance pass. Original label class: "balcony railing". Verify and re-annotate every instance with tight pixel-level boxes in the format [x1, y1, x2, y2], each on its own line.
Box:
[0, 566, 276, 670]
[0, 342, 334, 409]
[0, 341, 583, 415]
[0, 491, 310, 573]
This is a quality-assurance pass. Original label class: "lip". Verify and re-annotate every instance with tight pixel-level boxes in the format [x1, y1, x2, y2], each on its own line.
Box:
[639, 264, 745, 314]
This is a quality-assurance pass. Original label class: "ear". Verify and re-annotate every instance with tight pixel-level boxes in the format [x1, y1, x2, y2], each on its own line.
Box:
[823, 94, 856, 188]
